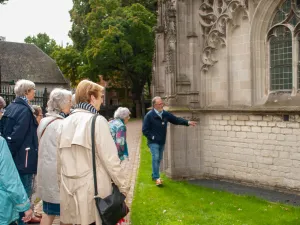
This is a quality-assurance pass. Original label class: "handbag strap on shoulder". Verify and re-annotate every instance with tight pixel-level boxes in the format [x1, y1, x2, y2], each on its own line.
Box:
[91, 114, 99, 196]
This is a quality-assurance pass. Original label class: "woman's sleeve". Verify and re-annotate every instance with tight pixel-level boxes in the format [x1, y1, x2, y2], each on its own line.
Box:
[0, 137, 30, 212]
[95, 117, 130, 194]
[115, 126, 126, 158]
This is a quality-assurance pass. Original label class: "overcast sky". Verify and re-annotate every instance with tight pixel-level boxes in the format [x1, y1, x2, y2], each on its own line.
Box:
[0, 0, 73, 46]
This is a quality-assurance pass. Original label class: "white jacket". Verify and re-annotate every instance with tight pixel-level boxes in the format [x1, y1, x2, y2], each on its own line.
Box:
[57, 109, 129, 225]
[36, 113, 64, 204]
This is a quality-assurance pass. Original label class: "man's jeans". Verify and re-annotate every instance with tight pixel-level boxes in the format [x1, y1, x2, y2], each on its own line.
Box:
[18, 174, 33, 225]
[148, 143, 165, 180]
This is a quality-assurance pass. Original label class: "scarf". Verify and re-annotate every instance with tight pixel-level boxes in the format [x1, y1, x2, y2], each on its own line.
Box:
[74, 102, 99, 114]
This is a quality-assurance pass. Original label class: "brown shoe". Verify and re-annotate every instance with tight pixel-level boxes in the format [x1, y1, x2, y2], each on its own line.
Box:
[156, 178, 163, 186]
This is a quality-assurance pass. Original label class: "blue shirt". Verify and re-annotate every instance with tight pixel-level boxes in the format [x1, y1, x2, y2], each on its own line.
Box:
[154, 108, 163, 118]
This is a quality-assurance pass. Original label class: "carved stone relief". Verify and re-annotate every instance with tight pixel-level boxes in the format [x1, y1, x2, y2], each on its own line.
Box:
[199, 0, 249, 72]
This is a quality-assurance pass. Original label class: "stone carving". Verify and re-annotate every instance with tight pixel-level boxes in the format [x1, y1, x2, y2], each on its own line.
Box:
[199, 0, 249, 72]
[164, 0, 177, 75]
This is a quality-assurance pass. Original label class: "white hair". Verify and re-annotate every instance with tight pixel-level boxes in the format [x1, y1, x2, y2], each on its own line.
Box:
[114, 107, 131, 120]
[47, 88, 72, 114]
[71, 94, 76, 107]
[152, 96, 161, 106]
[14, 79, 35, 97]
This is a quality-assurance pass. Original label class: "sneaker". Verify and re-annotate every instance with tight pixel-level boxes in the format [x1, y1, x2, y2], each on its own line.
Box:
[156, 178, 163, 186]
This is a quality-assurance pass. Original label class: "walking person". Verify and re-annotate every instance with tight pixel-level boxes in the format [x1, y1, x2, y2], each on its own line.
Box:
[109, 107, 131, 161]
[142, 96, 197, 186]
[0, 136, 33, 225]
[57, 80, 129, 225]
[0, 79, 38, 224]
[36, 88, 72, 225]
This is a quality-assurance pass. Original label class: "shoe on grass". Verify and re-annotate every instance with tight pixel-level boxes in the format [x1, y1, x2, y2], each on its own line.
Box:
[156, 178, 163, 186]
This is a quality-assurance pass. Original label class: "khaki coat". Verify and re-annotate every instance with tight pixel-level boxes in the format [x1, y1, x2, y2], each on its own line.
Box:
[57, 109, 129, 225]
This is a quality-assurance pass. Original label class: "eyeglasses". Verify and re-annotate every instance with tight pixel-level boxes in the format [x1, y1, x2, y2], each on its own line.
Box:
[156, 103, 164, 106]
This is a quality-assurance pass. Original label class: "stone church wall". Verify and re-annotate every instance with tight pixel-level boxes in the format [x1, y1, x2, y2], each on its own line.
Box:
[154, 0, 300, 192]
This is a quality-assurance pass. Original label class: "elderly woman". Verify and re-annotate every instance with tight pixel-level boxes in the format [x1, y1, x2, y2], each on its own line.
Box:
[57, 80, 129, 225]
[36, 88, 72, 225]
[0, 96, 6, 118]
[109, 107, 131, 161]
[1, 79, 38, 225]
[32, 105, 43, 124]
[0, 136, 33, 225]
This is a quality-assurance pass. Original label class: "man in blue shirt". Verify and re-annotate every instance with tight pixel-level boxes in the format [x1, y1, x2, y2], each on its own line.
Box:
[142, 96, 197, 186]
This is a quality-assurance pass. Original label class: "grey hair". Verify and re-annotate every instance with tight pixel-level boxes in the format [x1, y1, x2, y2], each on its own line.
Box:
[71, 94, 76, 107]
[32, 105, 42, 117]
[114, 107, 131, 119]
[14, 79, 35, 97]
[0, 96, 6, 109]
[47, 88, 72, 114]
[152, 96, 161, 106]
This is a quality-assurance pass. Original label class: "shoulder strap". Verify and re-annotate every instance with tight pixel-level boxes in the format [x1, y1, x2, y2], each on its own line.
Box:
[91, 114, 99, 196]
[40, 118, 61, 140]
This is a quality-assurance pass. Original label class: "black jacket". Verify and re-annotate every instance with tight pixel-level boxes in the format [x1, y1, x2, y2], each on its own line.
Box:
[142, 109, 189, 145]
[1, 98, 38, 174]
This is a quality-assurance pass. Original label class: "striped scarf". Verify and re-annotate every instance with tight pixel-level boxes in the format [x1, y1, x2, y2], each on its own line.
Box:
[74, 102, 99, 114]
[59, 112, 68, 118]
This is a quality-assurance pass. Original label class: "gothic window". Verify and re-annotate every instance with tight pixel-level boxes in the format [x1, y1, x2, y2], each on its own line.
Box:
[268, 0, 300, 91]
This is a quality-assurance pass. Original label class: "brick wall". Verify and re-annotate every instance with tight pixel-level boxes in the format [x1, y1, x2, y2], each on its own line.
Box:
[201, 113, 300, 191]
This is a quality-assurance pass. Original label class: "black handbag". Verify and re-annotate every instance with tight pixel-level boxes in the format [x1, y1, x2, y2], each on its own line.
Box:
[91, 114, 129, 225]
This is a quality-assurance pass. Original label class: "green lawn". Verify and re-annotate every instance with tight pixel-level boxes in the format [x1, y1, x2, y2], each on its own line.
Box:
[130, 137, 300, 225]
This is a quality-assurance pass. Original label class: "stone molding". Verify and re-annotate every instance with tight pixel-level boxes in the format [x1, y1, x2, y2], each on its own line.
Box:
[199, 0, 249, 72]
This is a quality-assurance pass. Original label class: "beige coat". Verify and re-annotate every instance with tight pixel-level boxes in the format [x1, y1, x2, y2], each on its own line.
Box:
[57, 109, 129, 225]
[36, 113, 64, 204]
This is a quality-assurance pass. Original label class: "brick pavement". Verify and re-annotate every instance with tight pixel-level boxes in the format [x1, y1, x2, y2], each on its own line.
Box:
[120, 120, 142, 224]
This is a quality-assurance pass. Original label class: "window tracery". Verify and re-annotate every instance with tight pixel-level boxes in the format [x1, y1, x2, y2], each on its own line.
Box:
[268, 0, 300, 91]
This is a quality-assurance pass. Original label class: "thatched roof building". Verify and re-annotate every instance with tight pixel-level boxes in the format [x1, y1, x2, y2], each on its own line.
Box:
[0, 41, 69, 89]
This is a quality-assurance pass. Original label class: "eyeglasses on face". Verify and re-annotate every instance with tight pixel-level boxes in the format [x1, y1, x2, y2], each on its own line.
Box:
[156, 103, 164, 106]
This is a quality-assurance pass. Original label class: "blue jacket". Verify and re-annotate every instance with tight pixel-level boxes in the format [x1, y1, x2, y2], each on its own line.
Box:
[1, 98, 38, 174]
[142, 109, 189, 145]
[0, 137, 31, 225]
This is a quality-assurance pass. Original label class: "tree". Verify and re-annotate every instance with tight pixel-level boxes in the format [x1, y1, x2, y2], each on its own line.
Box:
[69, 0, 91, 52]
[85, 3, 156, 116]
[51, 45, 82, 86]
[0, 0, 8, 4]
[24, 33, 58, 56]
[121, 0, 157, 13]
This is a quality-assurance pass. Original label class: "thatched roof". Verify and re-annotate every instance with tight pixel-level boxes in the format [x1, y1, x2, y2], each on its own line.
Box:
[0, 41, 69, 85]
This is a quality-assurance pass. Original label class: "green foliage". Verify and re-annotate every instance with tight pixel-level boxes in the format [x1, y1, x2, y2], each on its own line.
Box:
[85, 3, 156, 99]
[51, 45, 82, 86]
[131, 137, 300, 225]
[24, 33, 59, 56]
[121, 0, 157, 13]
[69, 0, 91, 52]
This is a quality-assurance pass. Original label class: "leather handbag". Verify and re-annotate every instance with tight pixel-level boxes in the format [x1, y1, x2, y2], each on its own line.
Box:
[91, 114, 129, 225]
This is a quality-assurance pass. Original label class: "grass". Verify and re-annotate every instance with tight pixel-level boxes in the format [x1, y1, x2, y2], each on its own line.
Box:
[130, 137, 300, 225]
